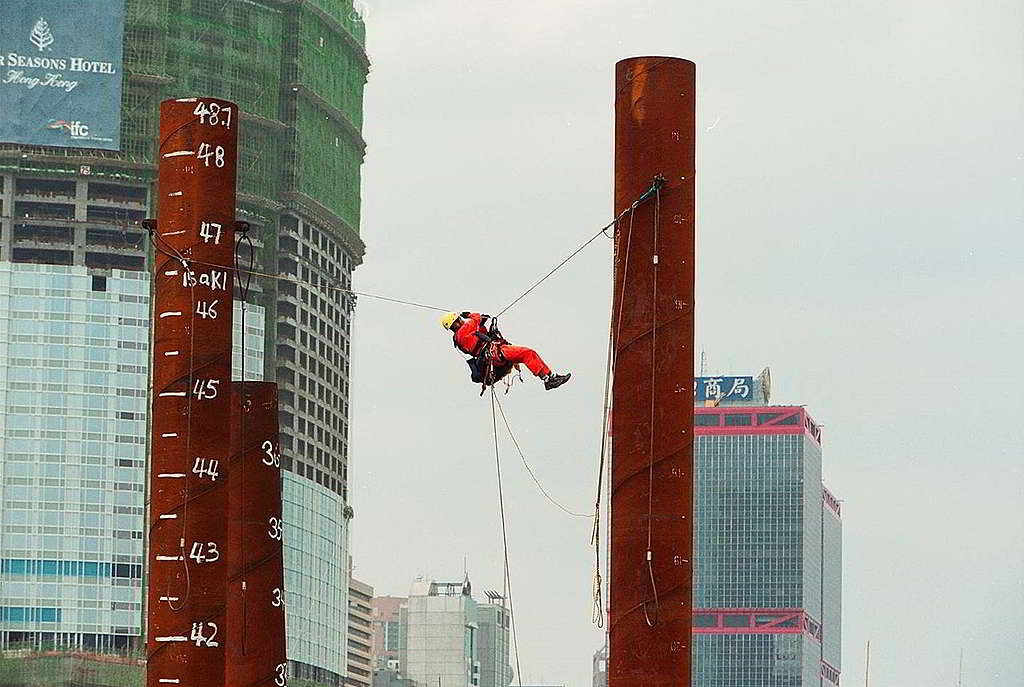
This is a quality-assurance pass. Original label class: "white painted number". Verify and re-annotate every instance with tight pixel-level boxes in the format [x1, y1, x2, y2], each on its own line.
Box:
[190, 621, 219, 647]
[193, 101, 232, 128]
[271, 587, 283, 608]
[268, 517, 282, 541]
[261, 440, 280, 467]
[195, 299, 219, 320]
[275, 662, 287, 686]
[192, 379, 220, 400]
[197, 142, 225, 168]
[189, 541, 220, 564]
[192, 457, 219, 481]
[199, 221, 222, 244]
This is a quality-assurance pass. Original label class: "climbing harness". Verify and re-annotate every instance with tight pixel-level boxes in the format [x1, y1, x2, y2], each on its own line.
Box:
[457, 316, 522, 396]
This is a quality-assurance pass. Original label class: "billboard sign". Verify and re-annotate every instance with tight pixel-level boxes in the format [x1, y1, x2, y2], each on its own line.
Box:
[694, 376, 755, 403]
[0, 0, 124, 150]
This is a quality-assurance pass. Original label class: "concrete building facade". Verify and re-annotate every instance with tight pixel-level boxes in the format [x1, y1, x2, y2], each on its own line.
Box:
[371, 595, 406, 673]
[402, 578, 480, 687]
[371, 578, 513, 687]
[474, 594, 513, 687]
[347, 574, 374, 687]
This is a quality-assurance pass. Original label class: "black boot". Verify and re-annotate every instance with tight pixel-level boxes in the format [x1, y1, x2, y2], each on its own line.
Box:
[544, 373, 571, 391]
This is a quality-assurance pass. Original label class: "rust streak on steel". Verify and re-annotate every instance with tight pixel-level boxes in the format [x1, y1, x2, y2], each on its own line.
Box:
[227, 382, 287, 687]
[609, 57, 695, 687]
[147, 97, 238, 687]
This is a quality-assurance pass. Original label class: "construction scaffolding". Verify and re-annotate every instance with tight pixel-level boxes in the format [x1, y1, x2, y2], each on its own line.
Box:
[1, 0, 368, 233]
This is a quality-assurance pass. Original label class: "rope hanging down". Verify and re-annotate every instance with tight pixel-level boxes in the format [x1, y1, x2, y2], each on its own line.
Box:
[149, 222, 197, 615]
[490, 388, 524, 687]
[590, 174, 666, 627]
[234, 226, 256, 654]
[492, 394, 590, 519]
[642, 184, 663, 628]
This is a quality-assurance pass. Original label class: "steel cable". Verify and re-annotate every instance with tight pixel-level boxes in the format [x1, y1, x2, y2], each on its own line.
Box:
[490, 388, 524, 687]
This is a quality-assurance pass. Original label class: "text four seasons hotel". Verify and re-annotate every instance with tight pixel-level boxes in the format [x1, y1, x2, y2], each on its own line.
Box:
[0, 2, 369, 686]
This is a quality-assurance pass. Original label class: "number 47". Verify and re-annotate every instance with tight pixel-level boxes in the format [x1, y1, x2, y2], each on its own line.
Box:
[200, 221, 222, 244]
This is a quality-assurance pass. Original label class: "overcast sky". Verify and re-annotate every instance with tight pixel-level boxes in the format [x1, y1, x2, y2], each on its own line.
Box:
[347, 2, 1023, 685]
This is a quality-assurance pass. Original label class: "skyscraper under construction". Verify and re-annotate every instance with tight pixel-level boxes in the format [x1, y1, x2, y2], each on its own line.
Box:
[0, 2, 369, 685]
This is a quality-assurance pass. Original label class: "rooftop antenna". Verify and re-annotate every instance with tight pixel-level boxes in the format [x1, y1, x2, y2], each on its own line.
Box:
[958, 648, 964, 687]
[700, 350, 707, 377]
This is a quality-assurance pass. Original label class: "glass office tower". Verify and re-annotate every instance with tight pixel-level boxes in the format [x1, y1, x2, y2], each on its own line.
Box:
[692, 401, 841, 687]
[0, 264, 262, 655]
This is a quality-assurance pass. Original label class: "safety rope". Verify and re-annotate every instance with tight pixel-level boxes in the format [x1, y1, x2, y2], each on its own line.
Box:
[146, 175, 668, 642]
[234, 226, 256, 654]
[642, 186, 662, 627]
[490, 388, 523, 687]
[145, 179, 665, 325]
[590, 328, 613, 628]
[593, 175, 667, 628]
[154, 253, 452, 313]
[148, 228, 195, 614]
[492, 394, 590, 519]
[496, 179, 666, 317]
[591, 195, 641, 627]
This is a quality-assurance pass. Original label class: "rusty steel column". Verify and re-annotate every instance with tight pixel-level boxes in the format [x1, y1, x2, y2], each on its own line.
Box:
[147, 97, 238, 687]
[609, 57, 695, 687]
[227, 382, 287, 687]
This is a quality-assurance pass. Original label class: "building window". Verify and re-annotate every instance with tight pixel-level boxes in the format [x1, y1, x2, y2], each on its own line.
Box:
[724, 414, 752, 426]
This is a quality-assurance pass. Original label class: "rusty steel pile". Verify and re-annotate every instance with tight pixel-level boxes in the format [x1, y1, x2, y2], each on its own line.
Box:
[609, 57, 696, 687]
[146, 98, 287, 687]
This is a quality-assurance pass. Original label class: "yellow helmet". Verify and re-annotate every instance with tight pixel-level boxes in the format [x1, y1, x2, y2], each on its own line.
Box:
[440, 312, 460, 331]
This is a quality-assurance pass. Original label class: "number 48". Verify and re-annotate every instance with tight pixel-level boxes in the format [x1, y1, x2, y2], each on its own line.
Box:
[197, 142, 225, 168]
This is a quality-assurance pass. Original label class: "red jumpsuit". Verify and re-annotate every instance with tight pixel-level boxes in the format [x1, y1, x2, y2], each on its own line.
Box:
[453, 313, 552, 378]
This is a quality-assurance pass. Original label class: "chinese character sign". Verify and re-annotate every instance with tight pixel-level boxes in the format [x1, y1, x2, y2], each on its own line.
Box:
[0, 0, 124, 150]
[693, 376, 754, 402]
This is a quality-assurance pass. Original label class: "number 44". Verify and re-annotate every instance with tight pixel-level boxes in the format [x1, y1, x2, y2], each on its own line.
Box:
[192, 457, 219, 481]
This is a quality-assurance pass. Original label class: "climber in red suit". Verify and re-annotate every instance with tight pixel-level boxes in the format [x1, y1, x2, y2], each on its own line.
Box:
[440, 311, 571, 391]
